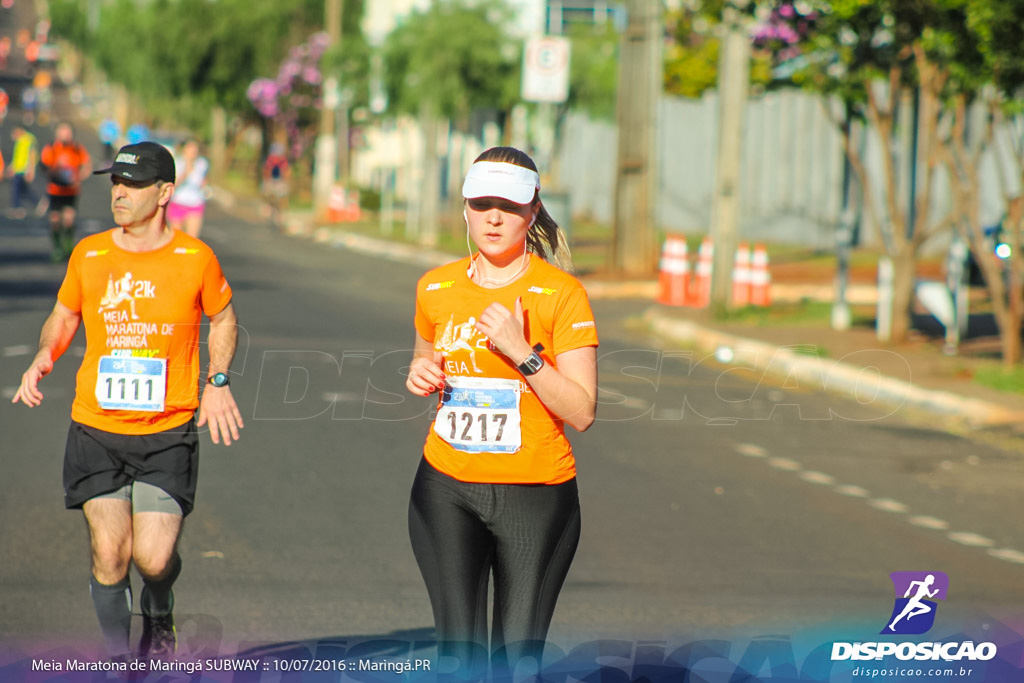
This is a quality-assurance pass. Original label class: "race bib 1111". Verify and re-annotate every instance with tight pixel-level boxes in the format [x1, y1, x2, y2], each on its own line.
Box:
[95, 356, 167, 412]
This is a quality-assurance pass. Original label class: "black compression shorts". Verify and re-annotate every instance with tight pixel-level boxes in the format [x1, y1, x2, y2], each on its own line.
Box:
[62, 419, 199, 516]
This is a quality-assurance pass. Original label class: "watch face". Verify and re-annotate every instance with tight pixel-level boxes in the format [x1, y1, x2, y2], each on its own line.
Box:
[209, 373, 229, 387]
[521, 352, 544, 375]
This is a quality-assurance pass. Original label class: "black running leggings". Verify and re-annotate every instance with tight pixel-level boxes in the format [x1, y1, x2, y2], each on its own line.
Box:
[408, 458, 581, 675]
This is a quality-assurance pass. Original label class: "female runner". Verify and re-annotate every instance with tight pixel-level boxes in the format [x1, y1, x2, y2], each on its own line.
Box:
[405, 146, 599, 677]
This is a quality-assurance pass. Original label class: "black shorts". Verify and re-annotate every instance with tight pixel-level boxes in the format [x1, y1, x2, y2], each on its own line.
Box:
[63, 419, 200, 516]
[47, 193, 79, 212]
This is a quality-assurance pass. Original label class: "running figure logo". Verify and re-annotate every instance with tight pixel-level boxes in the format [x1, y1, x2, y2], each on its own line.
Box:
[881, 571, 949, 635]
[435, 314, 488, 374]
[98, 272, 157, 320]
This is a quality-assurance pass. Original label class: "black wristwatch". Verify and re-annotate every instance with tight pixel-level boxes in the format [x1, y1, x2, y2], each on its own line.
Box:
[207, 372, 230, 388]
[517, 344, 545, 376]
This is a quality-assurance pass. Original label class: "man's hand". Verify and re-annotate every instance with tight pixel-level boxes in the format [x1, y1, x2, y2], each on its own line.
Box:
[197, 385, 244, 445]
[12, 352, 54, 407]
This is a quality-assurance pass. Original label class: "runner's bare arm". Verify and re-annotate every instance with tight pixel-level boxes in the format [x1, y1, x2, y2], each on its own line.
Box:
[523, 346, 597, 432]
[475, 298, 597, 432]
[406, 333, 445, 397]
[12, 301, 81, 407]
[197, 302, 244, 445]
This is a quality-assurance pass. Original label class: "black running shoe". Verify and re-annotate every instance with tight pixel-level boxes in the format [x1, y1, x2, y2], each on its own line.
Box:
[139, 613, 176, 659]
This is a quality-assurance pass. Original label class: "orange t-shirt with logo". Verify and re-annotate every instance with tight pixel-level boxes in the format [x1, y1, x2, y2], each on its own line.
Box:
[57, 229, 233, 435]
[41, 141, 90, 196]
[414, 256, 599, 485]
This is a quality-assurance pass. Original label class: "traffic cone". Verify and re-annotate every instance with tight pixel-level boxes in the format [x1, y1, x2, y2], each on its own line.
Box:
[657, 236, 691, 306]
[750, 243, 772, 307]
[695, 237, 713, 308]
[732, 242, 752, 307]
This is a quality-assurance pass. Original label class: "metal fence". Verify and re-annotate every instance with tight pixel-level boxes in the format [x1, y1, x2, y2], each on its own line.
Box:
[558, 89, 846, 249]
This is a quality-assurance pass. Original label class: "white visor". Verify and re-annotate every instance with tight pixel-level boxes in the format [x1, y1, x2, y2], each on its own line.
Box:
[461, 161, 540, 205]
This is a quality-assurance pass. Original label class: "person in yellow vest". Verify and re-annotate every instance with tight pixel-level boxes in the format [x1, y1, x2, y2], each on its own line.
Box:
[6, 125, 41, 219]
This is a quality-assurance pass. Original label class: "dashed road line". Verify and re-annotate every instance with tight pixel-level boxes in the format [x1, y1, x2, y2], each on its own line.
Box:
[799, 471, 836, 485]
[868, 498, 909, 513]
[730, 442, 1024, 566]
[908, 516, 950, 530]
[834, 485, 870, 498]
[948, 532, 995, 548]
[2, 345, 32, 357]
[735, 443, 768, 458]
[988, 548, 1024, 564]
[767, 457, 801, 471]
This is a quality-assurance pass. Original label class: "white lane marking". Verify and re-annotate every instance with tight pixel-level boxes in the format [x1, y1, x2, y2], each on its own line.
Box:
[3, 345, 32, 357]
[834, 485, 871, 498]
[908, 516, 950, 530]
[619, 396, 651, 410]
[2, 387, 16, 399]
[768, 457, 801, 471]
[869, 498, 909, 513]
[71, 346, 86, 357]
[735, 443, 768, 458]
[322, 392, 366, 402]
[735, 445, 1022, 566]
[988, 548, 1024, 564]
[800, 471, 836, 485]
[948, 532, 995, 548]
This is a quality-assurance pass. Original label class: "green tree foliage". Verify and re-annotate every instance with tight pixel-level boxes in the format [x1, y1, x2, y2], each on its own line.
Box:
[382, 1, 519, 120]
[663, 4, 772, 99]
[47, 0, 336, 129]
[761, 0, 1024, 359]
[564, 22, 620, 121]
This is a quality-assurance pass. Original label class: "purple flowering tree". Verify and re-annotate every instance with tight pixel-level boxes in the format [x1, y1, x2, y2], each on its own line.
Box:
[247, 32, 333, 174]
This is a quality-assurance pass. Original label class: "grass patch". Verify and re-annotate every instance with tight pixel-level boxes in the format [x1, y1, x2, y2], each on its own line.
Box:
[972, 365, 1024, 395]
[711, 300, 873, 327]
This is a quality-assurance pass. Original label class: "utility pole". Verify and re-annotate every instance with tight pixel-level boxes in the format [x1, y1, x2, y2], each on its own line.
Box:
[313, 0, 342, 221]
[709, 2, 751, 309]
[611, 0, 662, 276]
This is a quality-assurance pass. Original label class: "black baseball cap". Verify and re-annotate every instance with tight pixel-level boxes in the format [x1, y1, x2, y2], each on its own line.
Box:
[93, 141, 176, 184]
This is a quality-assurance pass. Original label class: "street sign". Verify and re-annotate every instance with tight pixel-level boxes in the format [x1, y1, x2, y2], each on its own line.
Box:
[521, 35, 570, 103]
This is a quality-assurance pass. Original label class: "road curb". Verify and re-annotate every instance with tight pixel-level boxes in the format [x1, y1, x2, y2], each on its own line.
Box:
[643, 309, 1024, 427]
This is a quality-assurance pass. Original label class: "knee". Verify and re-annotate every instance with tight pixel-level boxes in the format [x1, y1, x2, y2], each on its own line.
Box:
[133, 544, 176, 581]
[91, 541, 131, 583]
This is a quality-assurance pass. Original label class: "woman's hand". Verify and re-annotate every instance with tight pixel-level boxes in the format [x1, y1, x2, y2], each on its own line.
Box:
[407, 350, 446, 397]
[475, 297, 532, 364]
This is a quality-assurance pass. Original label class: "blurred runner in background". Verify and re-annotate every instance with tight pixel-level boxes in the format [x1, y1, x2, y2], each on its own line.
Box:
[7, 125, 40, 219]
[167, 140, 209, 239]
[40, 122, 91, 261]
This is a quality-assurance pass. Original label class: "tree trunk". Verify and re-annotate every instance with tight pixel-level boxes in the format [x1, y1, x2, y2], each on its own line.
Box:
[889, 246, 917, 344]
[1002, 267, 1023, 366]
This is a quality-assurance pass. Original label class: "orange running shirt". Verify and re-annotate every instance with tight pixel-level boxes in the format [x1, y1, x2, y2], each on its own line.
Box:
[40, 141, 90, 196]
[414, 256, 599, 484]
[58, 229, 233, 435]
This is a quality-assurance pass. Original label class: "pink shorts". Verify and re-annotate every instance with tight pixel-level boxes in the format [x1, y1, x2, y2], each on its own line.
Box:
[167, 202, 205, 223]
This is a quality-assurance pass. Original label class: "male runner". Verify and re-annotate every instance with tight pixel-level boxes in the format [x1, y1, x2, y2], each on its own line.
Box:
[39, 121, 91, 260]
[13, 141, 244, 661]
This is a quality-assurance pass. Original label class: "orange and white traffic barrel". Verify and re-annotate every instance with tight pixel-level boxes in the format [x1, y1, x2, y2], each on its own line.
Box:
[657, 236, 691, 306]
